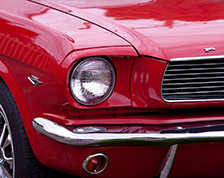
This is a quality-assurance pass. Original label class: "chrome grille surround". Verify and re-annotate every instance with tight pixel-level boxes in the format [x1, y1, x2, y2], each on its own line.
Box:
[162, 55, 224, 102]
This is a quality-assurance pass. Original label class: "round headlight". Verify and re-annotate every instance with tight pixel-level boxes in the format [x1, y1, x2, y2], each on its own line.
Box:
[70, 57, 116, 106]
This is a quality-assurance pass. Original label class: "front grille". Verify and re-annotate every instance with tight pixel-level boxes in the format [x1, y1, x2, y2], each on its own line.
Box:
[162, 57, 224, 102]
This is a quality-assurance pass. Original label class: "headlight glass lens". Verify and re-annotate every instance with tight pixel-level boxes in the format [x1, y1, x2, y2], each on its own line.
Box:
[70, 57, 116, 106]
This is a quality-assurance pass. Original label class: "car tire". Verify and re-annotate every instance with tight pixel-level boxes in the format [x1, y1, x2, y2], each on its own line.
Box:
[0, 79, 73, 178]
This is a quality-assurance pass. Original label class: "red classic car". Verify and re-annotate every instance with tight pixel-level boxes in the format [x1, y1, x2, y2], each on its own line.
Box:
[1, 0, 224, 177]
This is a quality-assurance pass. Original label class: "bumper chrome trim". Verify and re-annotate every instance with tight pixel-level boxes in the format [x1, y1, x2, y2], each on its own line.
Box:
[154, 144, 178, 178]
[33, 117, 224, 146]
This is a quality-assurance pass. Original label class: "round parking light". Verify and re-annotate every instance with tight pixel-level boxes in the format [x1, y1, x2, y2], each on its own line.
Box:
[82, 153, 109, 174]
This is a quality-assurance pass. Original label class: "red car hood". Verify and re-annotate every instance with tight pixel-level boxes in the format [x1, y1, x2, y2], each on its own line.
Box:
[30, 0, 224, 60]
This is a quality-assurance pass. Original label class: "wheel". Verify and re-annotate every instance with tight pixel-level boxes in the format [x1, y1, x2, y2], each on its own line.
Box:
[0, 104, 14, 178]
[0, 80, 75, 178]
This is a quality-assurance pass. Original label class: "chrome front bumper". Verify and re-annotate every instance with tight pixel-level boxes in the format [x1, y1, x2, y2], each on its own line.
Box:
[32, 117, 224, 147]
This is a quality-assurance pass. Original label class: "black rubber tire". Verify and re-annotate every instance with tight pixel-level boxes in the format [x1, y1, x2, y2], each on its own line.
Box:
[0, 80, 75, 178]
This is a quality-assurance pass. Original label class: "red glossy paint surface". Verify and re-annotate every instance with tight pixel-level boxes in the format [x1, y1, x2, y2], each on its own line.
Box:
[0, 0, 224, 177]
[170, 142, 224, 177]
[130, 56, 169, 109]
[36, 0, 224, 60]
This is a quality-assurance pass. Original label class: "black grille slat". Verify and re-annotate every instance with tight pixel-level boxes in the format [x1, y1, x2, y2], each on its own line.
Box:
[165, 71, 224, 77]
[162, 58, 224, 101]
[163, 80, 224, 86]
[163, 85, 224, 91]
[166, 66, 224, 72]
[168, 63, 224, 68]
[163, 90, 224, 95]
[163, 76, 224, 81]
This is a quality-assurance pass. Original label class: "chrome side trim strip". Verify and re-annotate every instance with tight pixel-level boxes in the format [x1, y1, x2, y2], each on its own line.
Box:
[171, 55, 224, 61]
[154, 144, 178, 178]
[33, 117, 224, 146]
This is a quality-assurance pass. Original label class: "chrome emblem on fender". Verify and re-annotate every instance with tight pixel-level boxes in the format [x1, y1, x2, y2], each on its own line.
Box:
[27, 75, 43, 86]
[204, 48, 215, 52]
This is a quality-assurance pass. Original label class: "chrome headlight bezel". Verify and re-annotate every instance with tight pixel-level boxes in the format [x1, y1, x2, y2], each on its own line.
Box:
[69, 57, 116, 106]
